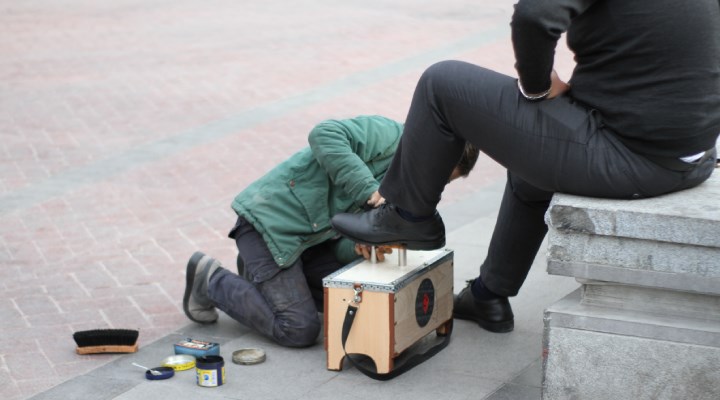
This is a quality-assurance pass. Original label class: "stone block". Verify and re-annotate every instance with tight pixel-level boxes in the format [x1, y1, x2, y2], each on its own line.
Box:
[543, 290, 720, 400]
[545, 173, 720, 295]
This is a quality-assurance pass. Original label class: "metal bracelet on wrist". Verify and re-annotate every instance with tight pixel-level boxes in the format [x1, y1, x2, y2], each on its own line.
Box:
[517, 79, 551, 101]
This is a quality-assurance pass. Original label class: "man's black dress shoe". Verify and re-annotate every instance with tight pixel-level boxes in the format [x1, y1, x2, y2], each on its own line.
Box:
[453, 280, 514, 333]
[330, 203, 445, 251]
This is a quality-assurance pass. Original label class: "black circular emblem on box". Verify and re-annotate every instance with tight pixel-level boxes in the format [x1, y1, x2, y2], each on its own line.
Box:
[415, 278, 435, 327]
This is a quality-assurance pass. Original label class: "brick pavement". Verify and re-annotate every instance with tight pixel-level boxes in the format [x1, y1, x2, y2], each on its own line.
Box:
[0, 1, 575, 399]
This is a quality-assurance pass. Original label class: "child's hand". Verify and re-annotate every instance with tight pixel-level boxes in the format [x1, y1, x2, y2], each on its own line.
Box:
[354, 244, 393, 262]
[366, 191, 385, 208]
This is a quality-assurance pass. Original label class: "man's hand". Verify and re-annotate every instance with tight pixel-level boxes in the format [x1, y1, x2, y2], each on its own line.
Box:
[548, 70, 570, 99]
[355, 244, 393, 262]
[366, 190, 385, 208]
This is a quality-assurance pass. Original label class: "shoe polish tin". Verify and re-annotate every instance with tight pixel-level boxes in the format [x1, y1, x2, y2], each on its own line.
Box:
[174, 338, 220, 357]
[196, 355, 225, 387]
[232, 348, 266, 365]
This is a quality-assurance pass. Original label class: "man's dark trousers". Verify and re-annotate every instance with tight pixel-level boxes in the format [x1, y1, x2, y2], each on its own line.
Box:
[380, 60, 716, 297]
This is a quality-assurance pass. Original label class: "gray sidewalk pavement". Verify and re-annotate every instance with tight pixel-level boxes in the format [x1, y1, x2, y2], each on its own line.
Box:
[29, 182, 579, 400]
[1, 1, 578, 399]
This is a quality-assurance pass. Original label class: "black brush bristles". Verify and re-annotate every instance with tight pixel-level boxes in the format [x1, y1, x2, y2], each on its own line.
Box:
[73, 329, 139, 354]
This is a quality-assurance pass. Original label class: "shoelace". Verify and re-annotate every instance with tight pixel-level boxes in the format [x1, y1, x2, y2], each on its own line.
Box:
[368, 203, 393, 228]
[375, 203, 392, 216]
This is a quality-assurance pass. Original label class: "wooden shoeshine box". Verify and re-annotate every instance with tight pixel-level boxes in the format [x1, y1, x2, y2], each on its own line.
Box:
[323, 249, 453, 374]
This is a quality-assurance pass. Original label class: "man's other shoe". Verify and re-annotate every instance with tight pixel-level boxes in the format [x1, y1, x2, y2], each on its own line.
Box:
[183, 251, 221, 324]
[330, 203, 445, 251]
[453, 280, 514, 333]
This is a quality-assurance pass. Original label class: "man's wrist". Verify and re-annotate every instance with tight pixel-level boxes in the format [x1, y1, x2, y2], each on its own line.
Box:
[517, 79, 551, 101]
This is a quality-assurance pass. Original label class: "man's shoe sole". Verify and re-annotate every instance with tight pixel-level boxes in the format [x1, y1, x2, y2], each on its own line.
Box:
[453, 311, 514, 333]
[183, 251, 215, 324]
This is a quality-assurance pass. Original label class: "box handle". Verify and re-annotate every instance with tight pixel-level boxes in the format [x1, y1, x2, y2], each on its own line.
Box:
[340, 304, 452, 380]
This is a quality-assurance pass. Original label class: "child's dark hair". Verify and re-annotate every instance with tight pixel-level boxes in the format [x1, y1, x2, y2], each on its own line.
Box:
[456, 143, 480, 177]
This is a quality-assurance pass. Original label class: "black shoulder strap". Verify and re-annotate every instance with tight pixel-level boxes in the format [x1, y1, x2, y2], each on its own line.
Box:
[340, 304, 452, 381]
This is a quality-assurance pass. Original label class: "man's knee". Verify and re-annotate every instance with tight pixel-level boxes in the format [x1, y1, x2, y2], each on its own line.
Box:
[274, 314, 321, 348]
[422, 60, 460, 85]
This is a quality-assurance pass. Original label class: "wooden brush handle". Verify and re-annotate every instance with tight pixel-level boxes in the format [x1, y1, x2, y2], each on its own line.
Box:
[76, 343, 139, 354]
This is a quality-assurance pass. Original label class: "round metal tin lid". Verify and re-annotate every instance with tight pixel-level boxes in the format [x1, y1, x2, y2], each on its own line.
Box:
[145, 366, 175, 380]
[161, 354, 196, 371]
[232, 348, 266, 365]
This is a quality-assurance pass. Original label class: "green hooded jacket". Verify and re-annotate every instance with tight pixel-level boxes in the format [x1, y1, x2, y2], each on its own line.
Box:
[230, 115, 402, 267]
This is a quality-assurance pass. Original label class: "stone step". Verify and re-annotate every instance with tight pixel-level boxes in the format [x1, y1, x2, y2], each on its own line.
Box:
[543, 289, 720, 399]
[579, 283, 720, 322]
[545, 289, 720, 348]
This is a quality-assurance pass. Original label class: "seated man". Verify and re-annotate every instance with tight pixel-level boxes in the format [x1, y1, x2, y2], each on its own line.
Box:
[329, 1, 719, 334]
[182, 115, 479, 347]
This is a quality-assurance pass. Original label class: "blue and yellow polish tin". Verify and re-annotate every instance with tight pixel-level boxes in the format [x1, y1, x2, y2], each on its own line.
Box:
[196, 355, 225, 387]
